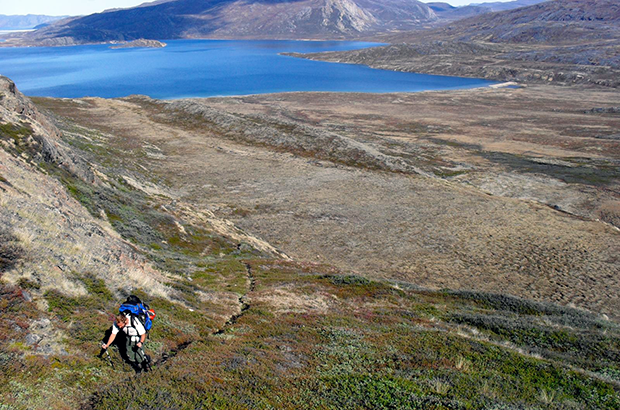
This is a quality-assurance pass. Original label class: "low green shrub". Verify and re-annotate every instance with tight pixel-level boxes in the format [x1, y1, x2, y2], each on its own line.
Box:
[451, 312, 620, 370]
[327, 274, 371, 286]
[0, 229, 23, 273]
[446, 290, 599, 319]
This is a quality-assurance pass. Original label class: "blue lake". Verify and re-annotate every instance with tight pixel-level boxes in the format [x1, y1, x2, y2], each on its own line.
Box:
[0, 40, 496, 99]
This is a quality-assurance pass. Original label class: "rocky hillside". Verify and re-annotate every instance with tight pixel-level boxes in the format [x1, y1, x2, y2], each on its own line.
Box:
[0, 75, 172, 356]
[0, 75, 281, 398]
[290, 39, 620, 87]
[291, 0, 620, 87]
[388, 0, 620, 44]
[1, 76, 620, 408]
[109, 39, 167, 49]
[16, 0, 437, 45]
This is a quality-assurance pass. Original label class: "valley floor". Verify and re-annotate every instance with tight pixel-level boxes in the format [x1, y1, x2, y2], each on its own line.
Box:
[34, 83, 620, 319]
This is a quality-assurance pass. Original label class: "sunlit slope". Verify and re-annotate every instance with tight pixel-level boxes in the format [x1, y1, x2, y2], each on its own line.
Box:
[1, 77, 619, 409]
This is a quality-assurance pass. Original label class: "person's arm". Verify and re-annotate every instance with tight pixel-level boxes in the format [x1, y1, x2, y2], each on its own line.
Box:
[135, 318, 147, 348]
[102, 332, 116, 349]
[137, 333, 146, 348]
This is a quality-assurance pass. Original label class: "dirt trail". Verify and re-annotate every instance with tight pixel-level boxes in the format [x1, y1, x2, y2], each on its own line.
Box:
[214, 263, 255, 335]
[152, 261, 255, 369]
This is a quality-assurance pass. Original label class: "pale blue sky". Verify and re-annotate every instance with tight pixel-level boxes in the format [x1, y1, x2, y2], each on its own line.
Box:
[1, 0, 515, 17]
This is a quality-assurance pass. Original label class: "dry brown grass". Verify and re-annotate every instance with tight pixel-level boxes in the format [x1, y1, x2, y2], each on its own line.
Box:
[33, 86, 620, 319]
[599, 201, 620, 228]
[252, 285, 335, 315]
[0, 149, 173, 301]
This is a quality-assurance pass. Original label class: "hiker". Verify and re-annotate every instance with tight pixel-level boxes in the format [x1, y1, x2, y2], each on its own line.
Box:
[101, 312, 148, 373]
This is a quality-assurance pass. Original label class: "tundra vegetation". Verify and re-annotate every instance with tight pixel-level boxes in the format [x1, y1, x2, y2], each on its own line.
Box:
[0, 76, 619, 409]
[0, 0, 619, 405]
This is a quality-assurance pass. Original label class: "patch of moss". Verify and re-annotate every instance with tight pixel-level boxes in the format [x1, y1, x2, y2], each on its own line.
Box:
[297, 374, 444, 410]
[446, 290, 597, 318]
[451, 312, 620, 371]
[78, 274, 114, 302]
[0, 122, 33, 143]
[17, 278, 40, 291]
[319, 274, 402, 300]
[0, 121, 35, 158]
[327, 274, 371, 286]
[45, 290, 98, 322]
[481, 151, 620, 186]
[427, 137, 482, 151]
[0, 229, 23, 273]
[191, 259, 248, 294]
[433, 169, 468, 178]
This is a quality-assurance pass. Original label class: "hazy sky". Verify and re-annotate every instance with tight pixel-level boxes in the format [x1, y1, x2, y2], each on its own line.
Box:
[1, 0, 515, 17]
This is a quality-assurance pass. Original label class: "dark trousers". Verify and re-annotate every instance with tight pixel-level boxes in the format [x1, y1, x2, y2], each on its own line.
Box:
[102, 327, 147, 373]
[125, 336, 146, 373]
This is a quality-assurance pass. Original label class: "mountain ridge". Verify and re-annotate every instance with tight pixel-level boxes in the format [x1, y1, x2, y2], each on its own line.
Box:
[428, 0, 548, 22]
[403, 0, 620, 44]
[16, 0, 437, 44]
[290, 0, 620, 87]
[0, 14, 68, 30]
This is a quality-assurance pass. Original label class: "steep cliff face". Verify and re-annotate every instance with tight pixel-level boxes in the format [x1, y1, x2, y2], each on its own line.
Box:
[0, 76, 94, 182]
[318, 0, 378, 33]
[0, 76, 59, 139]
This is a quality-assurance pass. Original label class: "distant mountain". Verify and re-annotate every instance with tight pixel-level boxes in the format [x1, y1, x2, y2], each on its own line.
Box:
[426, 2, 455, 13]
[293, 0, 620, 87]
[132, 0, 179, 7]
[99, 0, 178, 13]
[469, 0, 548, 12]
[386, 0, 620, 44]
[429, 0, 548, 22]
[0, 14, 68, 30]
[21, 0, 437, 44]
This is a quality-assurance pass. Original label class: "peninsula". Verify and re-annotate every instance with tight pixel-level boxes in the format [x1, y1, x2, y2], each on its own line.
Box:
[110, 39, 167, 49]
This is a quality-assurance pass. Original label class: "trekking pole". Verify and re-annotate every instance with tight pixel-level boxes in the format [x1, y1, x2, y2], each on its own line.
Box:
[98, 346, 115, 369]
[136, 344, 152, 372]
[144, 351, 152, 372]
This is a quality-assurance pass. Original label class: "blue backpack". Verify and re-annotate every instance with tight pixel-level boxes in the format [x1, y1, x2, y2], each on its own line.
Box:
[119, 295, 155, 332]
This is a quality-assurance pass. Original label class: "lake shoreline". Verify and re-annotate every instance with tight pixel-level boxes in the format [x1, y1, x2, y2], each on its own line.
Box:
[0, 39, 497, 99]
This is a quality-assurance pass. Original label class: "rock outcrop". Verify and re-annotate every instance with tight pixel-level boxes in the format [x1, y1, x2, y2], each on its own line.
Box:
[0, 77, 172, 327]
[0, 76, 95, 182]
[110, 39, 167, 49]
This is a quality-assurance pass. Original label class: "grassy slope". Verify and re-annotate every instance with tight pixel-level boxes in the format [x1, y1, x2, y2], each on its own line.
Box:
[1, 102, 620, 409]
[88, 265, 620, 410]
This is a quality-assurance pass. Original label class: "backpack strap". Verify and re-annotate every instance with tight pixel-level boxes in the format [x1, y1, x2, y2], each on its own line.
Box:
[124, 315, 141, 342]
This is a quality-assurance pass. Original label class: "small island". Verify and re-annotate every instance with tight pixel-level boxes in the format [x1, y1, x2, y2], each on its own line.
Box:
[110, 39, 166, 49]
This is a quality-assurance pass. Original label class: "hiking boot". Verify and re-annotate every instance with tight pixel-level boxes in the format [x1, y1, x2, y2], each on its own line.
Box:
[142, 354, 152, 372]
[131, 362, 143, 374]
